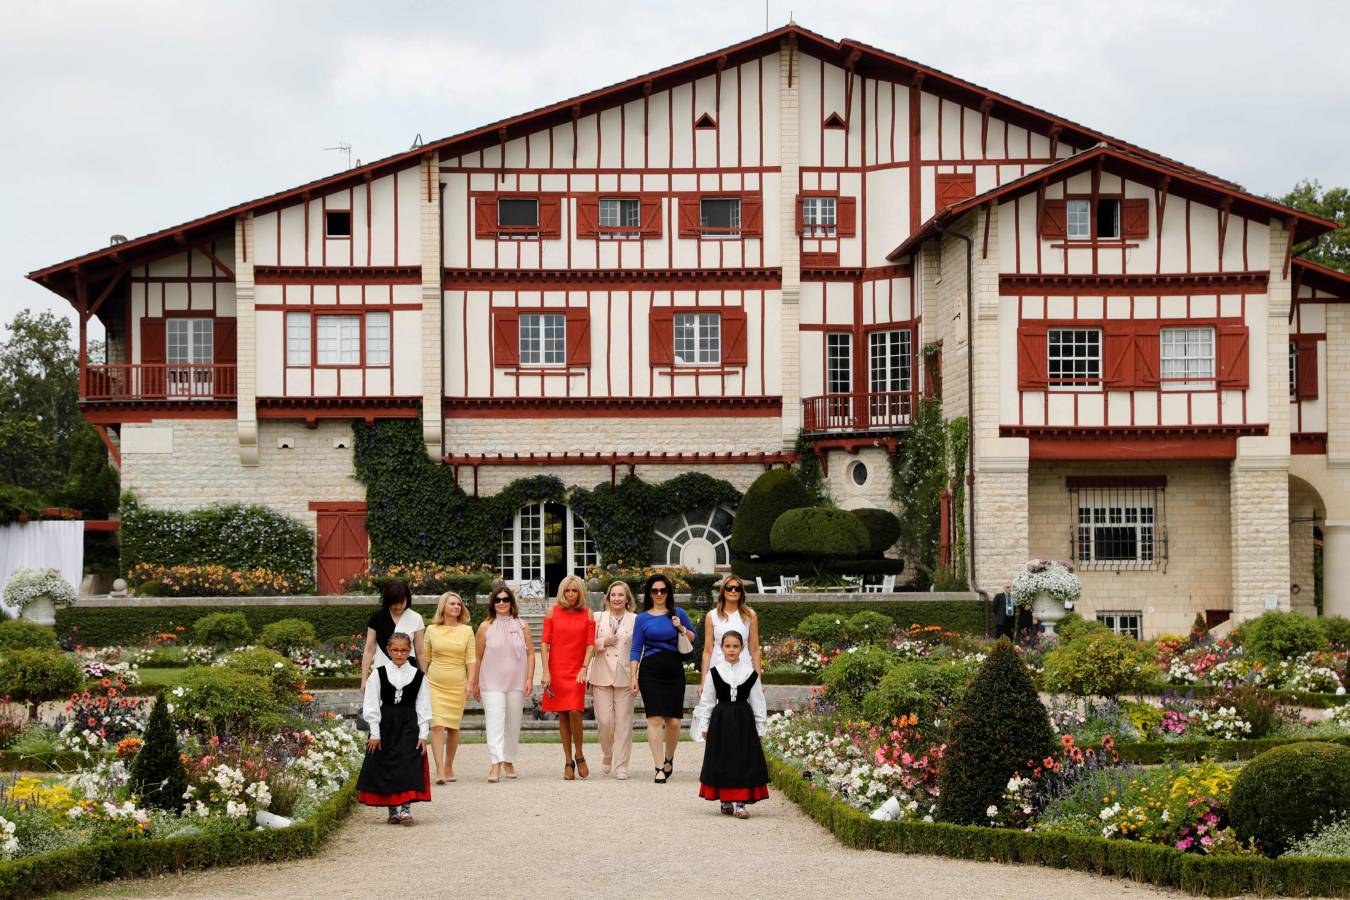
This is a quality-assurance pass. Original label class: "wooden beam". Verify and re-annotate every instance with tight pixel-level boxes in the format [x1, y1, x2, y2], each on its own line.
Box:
[86, 266, 128, 320]
[1216, 196, 1233, 267]
[979, 97, 994, 154]
[94, 425, 121, 467]
[197, 245, 234, 281]
[1284, 216, 1298, 280]
[1035, 180, 1047, 237]
[1048, 124, 1062, 160]
[75, 271, 88, 395]
[981, 203, 992, 259]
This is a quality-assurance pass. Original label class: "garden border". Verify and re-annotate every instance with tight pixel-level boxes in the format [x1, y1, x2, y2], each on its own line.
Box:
[0, 771, 359, 899]
[1104, 734, 1350, 765]
[767, 756, 1350, 897]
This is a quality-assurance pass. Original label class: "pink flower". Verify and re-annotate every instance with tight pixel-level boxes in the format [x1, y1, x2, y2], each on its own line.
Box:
[1175, 838, 1193, 850]
[1200, 836, 1213, 847]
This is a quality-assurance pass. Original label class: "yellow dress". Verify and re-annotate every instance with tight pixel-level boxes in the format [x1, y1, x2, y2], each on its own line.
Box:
[425, 623, 476, 729]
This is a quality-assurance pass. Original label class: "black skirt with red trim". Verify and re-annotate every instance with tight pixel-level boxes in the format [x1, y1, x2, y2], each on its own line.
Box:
[357, 699, 431, 807]
[699, 783, 770, 803]
[697, 694, 770, 804]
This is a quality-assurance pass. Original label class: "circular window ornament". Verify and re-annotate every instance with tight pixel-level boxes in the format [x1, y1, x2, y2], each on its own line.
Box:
[849, 461, 868, 486]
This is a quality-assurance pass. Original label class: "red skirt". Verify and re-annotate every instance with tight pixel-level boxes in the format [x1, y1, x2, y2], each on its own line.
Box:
[699, 783, 769, 803]
[358, 751, 431, 806]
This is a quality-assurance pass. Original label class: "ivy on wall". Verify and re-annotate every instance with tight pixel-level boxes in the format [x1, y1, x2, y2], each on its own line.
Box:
[793, 430, 828, 504]
[889, 401, 969, 590]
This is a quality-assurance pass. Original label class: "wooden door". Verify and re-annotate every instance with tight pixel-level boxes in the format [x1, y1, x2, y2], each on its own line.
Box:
[316, 509, 369, 594]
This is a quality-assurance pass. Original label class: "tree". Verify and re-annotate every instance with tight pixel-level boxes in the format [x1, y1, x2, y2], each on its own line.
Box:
[1279, 179, 1350, 273]
[131, 696, 188, 813]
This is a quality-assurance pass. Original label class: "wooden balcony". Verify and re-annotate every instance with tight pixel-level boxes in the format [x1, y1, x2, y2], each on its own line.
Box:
[802, 391, 914, 434]
[81, 364, 237, 401]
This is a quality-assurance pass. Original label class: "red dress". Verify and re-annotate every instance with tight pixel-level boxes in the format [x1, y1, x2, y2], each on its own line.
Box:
[541, 605, 594, 712]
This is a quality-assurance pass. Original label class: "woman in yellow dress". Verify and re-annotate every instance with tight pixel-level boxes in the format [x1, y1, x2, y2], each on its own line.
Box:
[425, 591, 478, 784]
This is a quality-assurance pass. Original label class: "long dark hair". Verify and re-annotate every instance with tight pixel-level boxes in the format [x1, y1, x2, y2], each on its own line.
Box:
[381, 579, 413, 611]
[487, 580, 519, 621]
[715, 575, 752, 621]
[642, 573, 677, 614]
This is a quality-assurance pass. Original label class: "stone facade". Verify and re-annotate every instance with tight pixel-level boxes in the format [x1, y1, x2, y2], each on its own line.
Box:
[1230, 459, 1291, 621]
[444, 416, 783, 456]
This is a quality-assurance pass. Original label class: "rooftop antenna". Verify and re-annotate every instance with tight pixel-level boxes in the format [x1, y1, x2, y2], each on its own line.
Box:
[410, 133, 424, 150]
[324, 142, 353, 170]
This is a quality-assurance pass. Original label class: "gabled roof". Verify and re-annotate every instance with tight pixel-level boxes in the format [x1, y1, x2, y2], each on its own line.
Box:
[25, 23, 1290, 300]
[886, 144, 1340, 262]
[1293, 257, 1350, 300]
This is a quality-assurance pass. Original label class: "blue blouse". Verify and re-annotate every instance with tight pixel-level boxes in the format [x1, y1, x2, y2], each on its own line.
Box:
[630, 608, 694, 660]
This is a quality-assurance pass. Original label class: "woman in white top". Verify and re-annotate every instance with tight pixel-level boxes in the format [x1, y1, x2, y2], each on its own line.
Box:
[700, 575, 761, 683]
[360, 580, 427, 690]
[588, 581, 637, 779]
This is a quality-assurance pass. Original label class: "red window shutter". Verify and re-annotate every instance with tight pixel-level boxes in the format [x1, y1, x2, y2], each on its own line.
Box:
[935, 173, 976, 207]
[639, 195, 663, 238]
[1133, 322, 1161, 387]
[679, 195, 701, 238]
[1216, 323, 1250, 389]
[1017, 323, 1048, 389]
[1295, 336, 1319, 400]
[474, 195, 498, 239]
[722, 308, 748, 366]
[795, 197, 804, 235]
[575, 196, 600, 238]
[649, 307, 675, 365]
[1102, 322, 1135, 388]
[740, 194, 764, 237]
[213, 318, 237, 364]
[1042, 200, 1067, 239]
[492, 311, 520, 367]
[565, 308, 591, 366]
[836, 196, 857, 238]
[538, 197, 562, 239]
[1122, 199, 1150, 239]
[140, 318, 166, 364]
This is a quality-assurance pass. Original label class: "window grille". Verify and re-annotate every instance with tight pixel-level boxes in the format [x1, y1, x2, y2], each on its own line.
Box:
[365, 312, 390, 365]
[1048, 328, 1101, 387]
[1289, 340, 1298, 399]
[1160, 327, 1214, 389]
[520, 313, 566, 366]
[802, 197, 837, 238]
[674, 312, 721, 365]
[1097, 611, 1143, 639]
[1068, 480, 1167, 571]
[598, 198, 640, 239]
[1066, 200, 1091, 239]
[699, 198, 741, 237]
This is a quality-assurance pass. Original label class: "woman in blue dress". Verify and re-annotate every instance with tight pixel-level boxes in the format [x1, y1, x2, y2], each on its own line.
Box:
[628, 573, 695, 783]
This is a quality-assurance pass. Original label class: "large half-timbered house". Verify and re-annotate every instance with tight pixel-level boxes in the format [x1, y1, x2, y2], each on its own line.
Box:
[28, 25, 1346, 633]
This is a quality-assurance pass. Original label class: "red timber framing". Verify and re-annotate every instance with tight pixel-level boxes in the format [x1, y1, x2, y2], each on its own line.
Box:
[445, 451, 796, 496]
[311, 502, 369, 595]
[1001, 424, 1268, 460]
[254, 266, 421, 285]
[256, 396, 421, 427]
[443, 268, 781, 290]
[443, 396, 781, 418]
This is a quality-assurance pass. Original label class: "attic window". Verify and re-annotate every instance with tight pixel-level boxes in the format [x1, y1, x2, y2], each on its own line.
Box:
[324, 210, 352, 238]
[823, 112, 846, 129]
[695, 113, 717, 129]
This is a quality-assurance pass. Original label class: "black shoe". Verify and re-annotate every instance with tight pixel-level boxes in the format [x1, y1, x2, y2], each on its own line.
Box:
[654, 767, 668, 784]
[662, 756, 673, 778]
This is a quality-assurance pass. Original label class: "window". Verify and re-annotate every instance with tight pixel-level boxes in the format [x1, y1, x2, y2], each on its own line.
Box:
[365, 312, 390, 366]
[674, 312, 721, 365]
[286, 313, 310, 366]
[1160, 327, 1214, 389]
[1067, 200, 1091, 240]
[849, 461, 868, 486]
[700, 198, 741, 238]
[316, 316, 361, 365]
[519, 313, 566, 366]
[324, 210, 352, 238]
[802, 197, 837, 238]
[1069, 482, 1166, 570]
[1078, 504, 1155, 564]
[497, 198, 539, 239]
[1097, 200, 1121, 239]
[826, 333, 852, 394]
[1289, 340, 1298, 399]
[166, 318, 214, 397]
[599, 198, 640, 239]
[1097, 611, 1143, 640]
[1066, 198, 1121, 240]
[869, 330, 912, 394]
[1047, 328, 1101, 387]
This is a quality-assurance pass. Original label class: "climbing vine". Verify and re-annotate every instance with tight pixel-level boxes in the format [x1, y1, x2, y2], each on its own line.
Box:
[888, 401, 969, 590]
[793, 429, 828, 503]
[942, 416, 970, 591]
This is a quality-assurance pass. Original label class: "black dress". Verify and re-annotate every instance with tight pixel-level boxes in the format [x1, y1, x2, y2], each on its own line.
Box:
[698, 668, 770, 803]
[357, 667, 431, 807]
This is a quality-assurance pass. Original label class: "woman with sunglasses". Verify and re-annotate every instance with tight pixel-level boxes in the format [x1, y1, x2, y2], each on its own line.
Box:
[699, 576, 761, 684]
[471, 581, 534, 783]
[628, 573, 695, 783]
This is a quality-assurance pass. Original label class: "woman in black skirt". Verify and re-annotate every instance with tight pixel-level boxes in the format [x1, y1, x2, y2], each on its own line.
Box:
[692, 629, 769, 818]
[628, 573, 696, 783]
[357, 633, 432, 825]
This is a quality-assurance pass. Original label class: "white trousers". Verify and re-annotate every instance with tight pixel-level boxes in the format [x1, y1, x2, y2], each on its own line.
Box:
[481, 690, 523, 764]
[591, 684, 635, 776]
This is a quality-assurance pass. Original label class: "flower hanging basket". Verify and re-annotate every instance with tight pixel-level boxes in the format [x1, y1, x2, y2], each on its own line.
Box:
[3, 567, 78, 626]
[1009, 558, 1080, 612]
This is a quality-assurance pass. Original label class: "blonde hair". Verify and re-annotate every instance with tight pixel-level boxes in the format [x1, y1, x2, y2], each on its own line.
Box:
[433, 591, 471, 625]
[603, 579, 636, 612]
[556, 574, 588, 611]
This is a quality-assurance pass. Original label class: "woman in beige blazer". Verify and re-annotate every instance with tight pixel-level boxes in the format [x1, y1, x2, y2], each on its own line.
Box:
[589, 581, 637, 780]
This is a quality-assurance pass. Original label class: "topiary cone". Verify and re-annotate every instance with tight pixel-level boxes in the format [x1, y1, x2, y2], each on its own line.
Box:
[131, 695, 188, 813]
[936, 638, 1055, 825]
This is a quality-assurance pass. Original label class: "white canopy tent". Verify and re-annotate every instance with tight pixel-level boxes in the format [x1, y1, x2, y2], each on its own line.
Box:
[0, 520, 84, 616]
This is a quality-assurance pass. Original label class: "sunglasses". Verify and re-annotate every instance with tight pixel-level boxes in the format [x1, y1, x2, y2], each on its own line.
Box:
[650, 587, 669, 595]
[724, 585, 742, 593]
[493, 597, 512, 603]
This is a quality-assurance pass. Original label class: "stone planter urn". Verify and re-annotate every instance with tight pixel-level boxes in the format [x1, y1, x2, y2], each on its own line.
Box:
[1031, 590, 1068, 636]
[20, 595, 57, 627]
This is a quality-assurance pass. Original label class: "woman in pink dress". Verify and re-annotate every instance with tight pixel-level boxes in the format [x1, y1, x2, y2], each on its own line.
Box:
[540, 574, 595, 780]
[470, 581, 534, 783]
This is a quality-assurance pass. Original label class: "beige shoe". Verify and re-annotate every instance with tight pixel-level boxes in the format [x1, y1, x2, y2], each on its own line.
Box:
[488, 764, 501, 783]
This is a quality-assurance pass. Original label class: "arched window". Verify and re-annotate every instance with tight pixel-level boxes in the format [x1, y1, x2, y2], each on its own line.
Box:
[651, 507, 734, 573]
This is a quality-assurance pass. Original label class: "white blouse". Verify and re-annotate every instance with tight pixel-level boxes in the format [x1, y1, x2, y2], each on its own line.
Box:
[691, 658, 767, 742]
[372, 608, 426, 669]
[362, 661, 432, 741]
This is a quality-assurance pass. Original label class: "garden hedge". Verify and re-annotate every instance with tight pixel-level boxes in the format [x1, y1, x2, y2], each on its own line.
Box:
[1138, 682, 1348, 710]
[751, 600, 984, 641]
[768, 757, 1350, 897]
[0, 773, 359, 899]
[1103, 734, 1350, 765]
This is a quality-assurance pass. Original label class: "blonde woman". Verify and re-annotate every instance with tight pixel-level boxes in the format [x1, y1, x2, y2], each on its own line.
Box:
[589, 580, 637, 779]
[471, 582, 534, 782]
[425, 591, 478, 784]
[700, 576, 761, 682]
[540, 574, 595, 780]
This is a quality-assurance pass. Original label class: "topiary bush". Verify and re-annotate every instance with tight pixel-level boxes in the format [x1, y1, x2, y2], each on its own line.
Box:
[794, 612, 849, 647]
[850, 508, 902, 556]
[174, 666, 281, 736]
[937, 639, 1056, 825]
[1238, 611, 1327, 661]
[131, 695, 187, 813]
[861, 658, 977, 726]
[223, 647, 305, 706]
[819, 645, 896, 715]
[0, 619, 58, 652]
[770, 507, 870, 574]
[0, 649, 84, 720]
[1042, 630, 1156, 698]
[259, 618, 317, 655]
[846, 611, 896, 645]
[192, 611, 252, 648]
[1228, 741, 1350, 855]
[1321, 615, 1350, 651]
[729, 469, 814, 558]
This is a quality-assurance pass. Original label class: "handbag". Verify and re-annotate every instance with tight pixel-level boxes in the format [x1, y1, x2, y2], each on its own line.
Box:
[675, 612, 695, 656]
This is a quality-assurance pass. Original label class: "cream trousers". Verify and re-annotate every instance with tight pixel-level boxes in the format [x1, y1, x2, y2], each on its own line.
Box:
[481, 690, 523, 764]
[591, 684, 635, 776]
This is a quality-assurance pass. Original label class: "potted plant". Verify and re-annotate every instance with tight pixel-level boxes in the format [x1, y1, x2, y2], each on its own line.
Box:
[3, 567, 79, 626]
[1009, 558, 1080, 636]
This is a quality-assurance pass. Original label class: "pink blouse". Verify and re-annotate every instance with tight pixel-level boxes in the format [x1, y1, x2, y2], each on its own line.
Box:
[478, 616, 529, 693]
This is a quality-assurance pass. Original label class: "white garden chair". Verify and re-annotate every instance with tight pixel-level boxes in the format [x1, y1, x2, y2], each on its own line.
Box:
[782, 576, 801, 593]
[863, 574, 897, 594]
[755, 576, 787, 595]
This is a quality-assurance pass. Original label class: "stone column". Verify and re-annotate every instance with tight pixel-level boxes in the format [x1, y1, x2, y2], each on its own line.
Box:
[973, 456, 1029, 589]
[234, 212, 259, 466]
[1323, 522, 1350, 619]
[778, 37, 802, 450]
[419, 154, 444, 460]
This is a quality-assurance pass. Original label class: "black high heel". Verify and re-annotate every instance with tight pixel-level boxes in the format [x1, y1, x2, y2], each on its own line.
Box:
[662, 756, 673, 778]
[654, 766, 668, 784]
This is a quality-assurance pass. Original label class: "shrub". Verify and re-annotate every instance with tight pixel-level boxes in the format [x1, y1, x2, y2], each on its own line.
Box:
[174, 667, 280, 736]
[1238, 611, 1327, 661]
[1228, 741, 1350, 855]
[1205, 685, 1280, 739]
[850, 508, 902, 555]
[770, 507, 870, 572]
[794, 612, 849, 647]
[1055, 611, 1107, 644]
[1042, 630, 1155, 698]
[822, 558, 907, 577]
[846, 611, 896, 645]
[0, 483, 42, 526]
[126, 563, 310, 597]
[259, 618, 317, 654]
[0, 650, 83, 720]
[819, 646, 897, 715]
[937, 639, 1056, 825]
[1283, 813, 1350, 859]
[729, 469, 813, 558]
[1321, 616, 1350, 651]
[223, 647, 305, 705]
[130, 696, 187, 813]
[861, 659, 976, 725]
[0, 620, 58, 652]
[192, 612, 252, 648]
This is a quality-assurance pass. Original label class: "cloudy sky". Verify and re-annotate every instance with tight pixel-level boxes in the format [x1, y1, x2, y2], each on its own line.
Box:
[3, 0, 1347, 341]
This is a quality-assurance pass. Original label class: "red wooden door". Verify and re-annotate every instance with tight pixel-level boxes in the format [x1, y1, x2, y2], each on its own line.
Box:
[316, 509, 369, 594]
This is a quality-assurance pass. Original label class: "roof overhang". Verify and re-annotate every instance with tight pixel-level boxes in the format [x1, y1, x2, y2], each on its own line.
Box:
[1292, 257, 1350, 301]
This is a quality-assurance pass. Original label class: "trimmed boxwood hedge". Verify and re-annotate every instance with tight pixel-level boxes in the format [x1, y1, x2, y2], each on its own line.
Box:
[751, 601, 983, 641]
[768, 756, 1350, 897]
[1105, 734, 1350, 765]
[0, 773, 359, 899]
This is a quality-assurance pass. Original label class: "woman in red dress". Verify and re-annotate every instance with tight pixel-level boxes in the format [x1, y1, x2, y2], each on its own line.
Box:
[540, 574, 595, 780]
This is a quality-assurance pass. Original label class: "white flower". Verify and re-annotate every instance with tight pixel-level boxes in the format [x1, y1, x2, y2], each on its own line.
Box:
[985, 805, 999, 818]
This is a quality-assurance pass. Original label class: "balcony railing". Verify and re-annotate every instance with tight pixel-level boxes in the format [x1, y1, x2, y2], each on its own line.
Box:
[802, 391, 914, 433]
[82, 364, 237, 401]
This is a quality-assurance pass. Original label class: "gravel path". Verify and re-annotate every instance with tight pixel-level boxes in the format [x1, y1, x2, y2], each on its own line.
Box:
[88, 742, 1190, 899]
